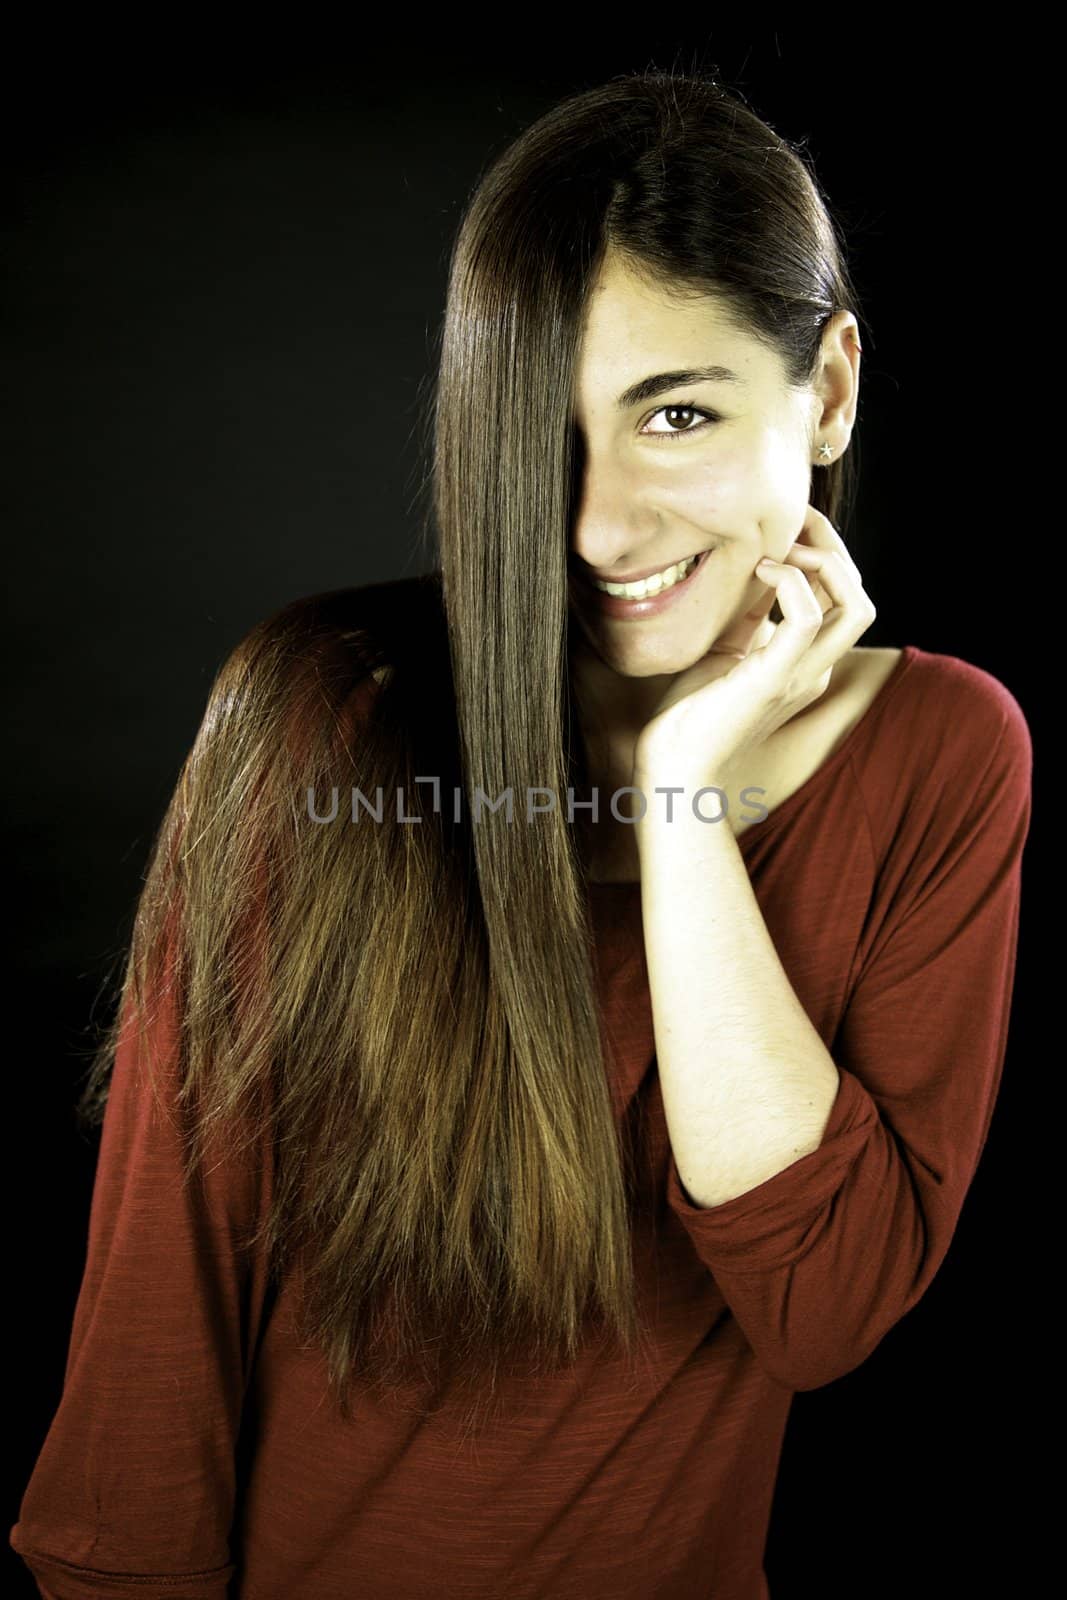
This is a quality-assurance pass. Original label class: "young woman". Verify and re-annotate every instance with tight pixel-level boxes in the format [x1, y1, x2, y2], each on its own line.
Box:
[11, 69, 1031, 1600]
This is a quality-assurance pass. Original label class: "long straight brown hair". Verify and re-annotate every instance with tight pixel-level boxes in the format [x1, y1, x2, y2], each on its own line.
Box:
[76, 66, 864, 1441]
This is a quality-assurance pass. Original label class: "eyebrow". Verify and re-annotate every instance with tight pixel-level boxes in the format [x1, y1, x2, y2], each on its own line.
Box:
[614, 365, 748, 411]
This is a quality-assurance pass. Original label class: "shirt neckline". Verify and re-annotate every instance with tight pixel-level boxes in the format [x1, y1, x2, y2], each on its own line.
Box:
[588, 644, 919, 892]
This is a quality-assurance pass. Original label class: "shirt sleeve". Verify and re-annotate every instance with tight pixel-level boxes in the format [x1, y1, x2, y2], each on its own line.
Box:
[663, 669, 1032, 1392]
[9, 932, 277, 1598]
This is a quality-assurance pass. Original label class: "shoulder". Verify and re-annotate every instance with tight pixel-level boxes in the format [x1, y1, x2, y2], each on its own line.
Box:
[842, 644, 1029, 757]
[848, 644, 1032, 854]
[870, 645, 1031, 776]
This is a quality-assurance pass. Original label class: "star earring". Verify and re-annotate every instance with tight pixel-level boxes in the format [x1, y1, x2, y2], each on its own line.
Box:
[817, 441, 834, 462]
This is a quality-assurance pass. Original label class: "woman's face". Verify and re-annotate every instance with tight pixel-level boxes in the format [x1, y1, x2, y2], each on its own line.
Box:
[567, 251, 858, 686]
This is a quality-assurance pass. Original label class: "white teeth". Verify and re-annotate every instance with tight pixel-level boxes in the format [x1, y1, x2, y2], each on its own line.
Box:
[592, 552, 701, 598]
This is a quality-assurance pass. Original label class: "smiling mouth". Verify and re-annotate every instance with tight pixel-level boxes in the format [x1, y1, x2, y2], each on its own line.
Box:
[591, 552, 701, 597]
[578, 544, 716, 599]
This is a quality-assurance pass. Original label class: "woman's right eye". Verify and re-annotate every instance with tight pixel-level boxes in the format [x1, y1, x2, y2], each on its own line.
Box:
[640, 404, 720, 440]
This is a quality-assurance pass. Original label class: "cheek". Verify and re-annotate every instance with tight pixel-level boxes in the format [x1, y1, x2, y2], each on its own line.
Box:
[755, 426, 809, 490]
[688, 452, 750, 514]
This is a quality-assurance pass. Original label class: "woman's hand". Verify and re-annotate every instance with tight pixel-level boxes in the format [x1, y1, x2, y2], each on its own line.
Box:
[632, 505, 877, 788]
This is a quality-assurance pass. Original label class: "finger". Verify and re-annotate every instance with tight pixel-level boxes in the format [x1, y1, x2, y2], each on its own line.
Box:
[756, 549, 875, 679]
[754, 560, 824, 652]
[786, 547, 875, 641]
[783, 540, 831, 608]
[790, 505, 863, 582]
[749, 561, 831, 700]
[780, 544, 834, 614]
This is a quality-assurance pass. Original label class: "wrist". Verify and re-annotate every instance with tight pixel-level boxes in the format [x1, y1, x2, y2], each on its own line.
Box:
[632, 752, 735, 806]
[634, 714, 734, 779]
[630, 769, 738, 839]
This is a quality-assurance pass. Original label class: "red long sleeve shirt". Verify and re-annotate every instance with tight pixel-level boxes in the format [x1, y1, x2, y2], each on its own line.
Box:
[11, 642, 1032, 1600]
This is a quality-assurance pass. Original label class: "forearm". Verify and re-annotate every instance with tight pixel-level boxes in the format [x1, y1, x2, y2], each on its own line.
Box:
[634, 781, 840, 1209]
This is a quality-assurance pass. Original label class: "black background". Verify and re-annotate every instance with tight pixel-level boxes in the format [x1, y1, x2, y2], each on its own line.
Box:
[4, 25, 1048, 1598]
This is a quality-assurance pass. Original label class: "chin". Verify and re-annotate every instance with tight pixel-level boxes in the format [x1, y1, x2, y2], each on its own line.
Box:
[598, 632, 723, 679]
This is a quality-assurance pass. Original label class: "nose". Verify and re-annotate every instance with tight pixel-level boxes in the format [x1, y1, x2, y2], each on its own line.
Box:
[568, 439, 656, 579]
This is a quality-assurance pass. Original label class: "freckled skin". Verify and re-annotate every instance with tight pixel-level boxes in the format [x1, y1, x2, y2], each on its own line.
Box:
[568, 249, 860, 755]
